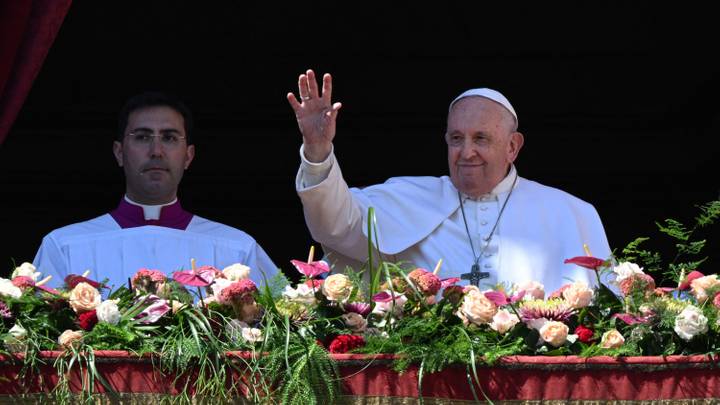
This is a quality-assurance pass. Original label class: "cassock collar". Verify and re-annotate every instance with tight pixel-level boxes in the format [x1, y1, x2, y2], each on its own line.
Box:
[110, 197, 193, 230]
[460, 165, 519, 202]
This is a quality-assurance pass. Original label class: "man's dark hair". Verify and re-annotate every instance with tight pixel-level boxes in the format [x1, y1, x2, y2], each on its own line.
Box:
[117, 92, 194, 144]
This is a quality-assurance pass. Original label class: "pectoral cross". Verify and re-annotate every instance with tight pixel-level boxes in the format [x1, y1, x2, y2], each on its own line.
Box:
[461, 263, 490, 287]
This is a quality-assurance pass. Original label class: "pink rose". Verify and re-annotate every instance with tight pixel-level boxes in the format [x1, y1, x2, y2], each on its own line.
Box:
[489, 309, 520, 334]
[57, 329, 83, 349]
[562, 281, 593, 309]
[69, 282, 101, 313]
[456, 286, 497, 326]
[691, 275, 720, 303]
[539, 321, 569, 347]
[600, 329, 625, 349]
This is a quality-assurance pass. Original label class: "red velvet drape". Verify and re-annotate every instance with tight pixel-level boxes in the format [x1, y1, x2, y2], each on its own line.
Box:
[0, 0, 72, 146]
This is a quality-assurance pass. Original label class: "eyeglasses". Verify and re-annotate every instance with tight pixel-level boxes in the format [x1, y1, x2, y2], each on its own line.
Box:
[126, 130, 187, 148]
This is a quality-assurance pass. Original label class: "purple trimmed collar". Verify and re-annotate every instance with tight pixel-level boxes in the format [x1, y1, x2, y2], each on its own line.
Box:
[110, 198, 193, 230]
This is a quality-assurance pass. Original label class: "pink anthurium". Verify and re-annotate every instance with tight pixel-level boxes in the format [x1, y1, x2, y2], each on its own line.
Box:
[564, 256, 606, 271]
[440, 277, 461, 289]
[173, 264, 218, 287]
[12, 276, 61, 296]
[290, 245, 330, 279]
[612, 313, 651, 325]
[372, 291, 393, 303]
[484, 290, 526, 306]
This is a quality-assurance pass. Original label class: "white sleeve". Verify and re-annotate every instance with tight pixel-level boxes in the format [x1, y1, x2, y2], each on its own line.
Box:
[32, 233, 69, 288]
[295, 146, 369, 262]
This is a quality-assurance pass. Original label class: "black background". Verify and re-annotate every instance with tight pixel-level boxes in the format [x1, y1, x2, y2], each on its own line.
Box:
[1, 2, 717, 283]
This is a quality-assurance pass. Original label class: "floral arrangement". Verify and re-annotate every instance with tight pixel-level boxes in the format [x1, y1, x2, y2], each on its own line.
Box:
[1, 200, 718, 403]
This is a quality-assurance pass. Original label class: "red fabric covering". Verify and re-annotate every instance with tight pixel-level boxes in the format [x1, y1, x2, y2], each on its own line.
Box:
[0, 0, 72, 145]
[2, 352, 720, 400]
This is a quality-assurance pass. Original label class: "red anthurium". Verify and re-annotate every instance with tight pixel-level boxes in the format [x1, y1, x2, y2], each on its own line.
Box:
[564, 256, 606, 271]
[172, 265, 218, 287]
[65, 274, 105, 290]
[290, 259, 330, 279]
[678, 270, 704, 291]
[440, 277, 461, 289]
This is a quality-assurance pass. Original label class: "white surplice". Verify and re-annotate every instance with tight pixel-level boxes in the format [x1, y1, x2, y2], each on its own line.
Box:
[33, 214, 278, 291]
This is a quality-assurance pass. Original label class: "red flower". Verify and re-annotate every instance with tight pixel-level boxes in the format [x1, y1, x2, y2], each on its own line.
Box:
[328, 334, 366, 354]
[575, 325, 594, 343]
[564, 256, 606, 271]
[65, 274, 105, 290]
[77, 310, 98, 331]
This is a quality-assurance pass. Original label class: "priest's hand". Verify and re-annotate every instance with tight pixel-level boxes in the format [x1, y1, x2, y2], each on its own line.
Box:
[287, 69, 342, 163]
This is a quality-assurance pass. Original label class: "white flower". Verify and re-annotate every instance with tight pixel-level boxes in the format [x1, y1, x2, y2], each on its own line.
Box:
[241, 327, 263, 343]
[5, 324, 28, 352]
[674, 305, 708, 341]
[8, 324, 27, 340]
[282, 284, 317, 306]
[600, 329, 625, 349]
[489, 309, 520, 334]
[322, 274, 353, 302]
[96, 300, 121, 325]
[539, 321, 569, 347]
[11, 262, 41, 282]
[341, 312, 368, 333]
[613, 262, 644, 284]
[372, 291, 407, 317]
[0, 278, 22, 299]
[562, 281, 594, 309]
[222, 263, 251, 282]
[210, 278, 233, 300]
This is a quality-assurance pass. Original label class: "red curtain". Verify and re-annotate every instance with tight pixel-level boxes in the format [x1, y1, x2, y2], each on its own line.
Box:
[0, 0, 72, 146]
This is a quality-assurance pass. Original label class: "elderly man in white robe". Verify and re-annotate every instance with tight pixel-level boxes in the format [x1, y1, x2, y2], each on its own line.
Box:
[288, 70, 611, 293]
[33, 92, 278, 290]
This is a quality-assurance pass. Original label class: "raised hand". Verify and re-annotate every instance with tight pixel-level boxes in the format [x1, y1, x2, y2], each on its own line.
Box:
[287, 69, 342, 163]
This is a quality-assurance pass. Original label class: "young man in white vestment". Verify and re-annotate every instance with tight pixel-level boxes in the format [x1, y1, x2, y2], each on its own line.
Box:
[33, 92, 278, 290]
[288, 70, 611, 293]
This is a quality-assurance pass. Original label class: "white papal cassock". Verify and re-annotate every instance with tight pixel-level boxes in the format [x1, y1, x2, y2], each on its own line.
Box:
[296, 147, 611, 294]
[33, 199, 278, 291]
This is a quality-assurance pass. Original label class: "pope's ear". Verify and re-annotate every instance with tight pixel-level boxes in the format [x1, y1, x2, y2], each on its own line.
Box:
[508, 131, 524, 162]
[113, 141, 123, 167]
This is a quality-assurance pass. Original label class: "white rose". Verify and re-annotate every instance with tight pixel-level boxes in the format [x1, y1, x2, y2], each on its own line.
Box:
[11, 262, 41, 282]
[222, 263, 251, 282]
[0, 278, 22, 299]
[562, 281, 594, 309]
[241, 327, 263, 343]
[674, 305, 708, 341]
[489, 309, 520, 334]
[322, 274, 353, 302]
[96, 300, 121, 325]
[613, 262, 644, 284]
[539, 321, 569, 347]
[690, 275, 720, 303]
[341, 312, 368, 333]
[456, 286, 497, 326]
[282, 284, 317, 306]
[517, 281, 545, 300]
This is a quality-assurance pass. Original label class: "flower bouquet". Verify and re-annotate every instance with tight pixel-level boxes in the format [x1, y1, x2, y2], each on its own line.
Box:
[1, 200, 719, 404]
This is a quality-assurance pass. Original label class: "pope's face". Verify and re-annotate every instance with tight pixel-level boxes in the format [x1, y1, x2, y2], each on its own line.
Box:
[113, 106, 194, 204]
[446, 97, 523, 198]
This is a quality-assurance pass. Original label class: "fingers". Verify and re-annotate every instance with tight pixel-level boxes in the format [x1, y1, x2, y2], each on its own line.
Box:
[306, 69, 320, 99]
[298, 73, 310, 100]
[287, 92, 301, 111]
[321, 73, 333, 103]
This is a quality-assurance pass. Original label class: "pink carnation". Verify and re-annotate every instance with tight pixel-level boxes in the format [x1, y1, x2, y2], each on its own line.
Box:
[408, 268, 441, 296]
[619, 273, 656, 296]
[713, 292, 720, 309]
[218, 279, 258, 305]
[11, 276, 35, 289]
